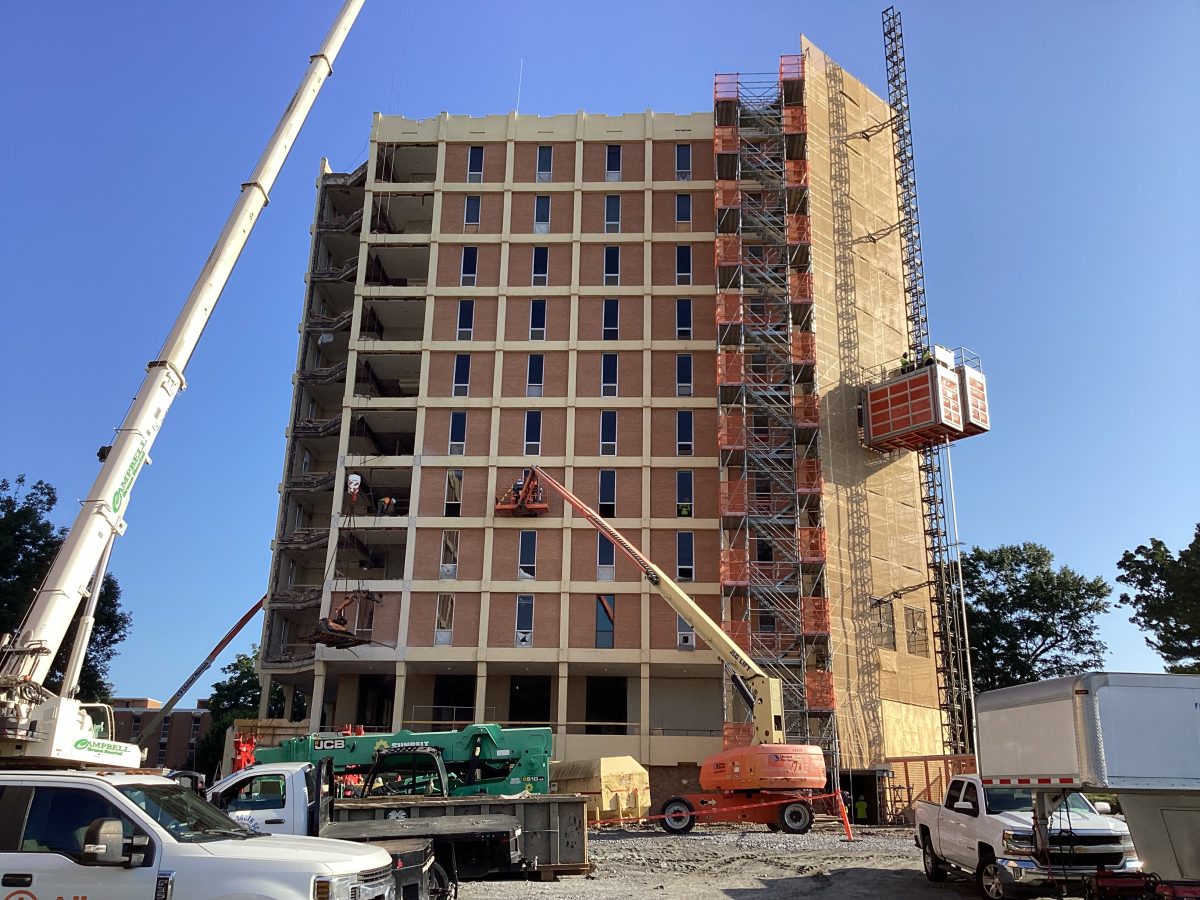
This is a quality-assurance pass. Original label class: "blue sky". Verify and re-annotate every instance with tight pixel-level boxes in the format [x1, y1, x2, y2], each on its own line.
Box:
[1, 1, 1196, 706]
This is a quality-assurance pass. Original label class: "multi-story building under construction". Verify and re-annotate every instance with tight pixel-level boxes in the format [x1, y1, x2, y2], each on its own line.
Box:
[258, 36, 987, 813]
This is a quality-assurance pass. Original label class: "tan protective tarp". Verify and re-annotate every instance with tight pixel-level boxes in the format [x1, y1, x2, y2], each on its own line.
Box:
[551, 755, 650, 823]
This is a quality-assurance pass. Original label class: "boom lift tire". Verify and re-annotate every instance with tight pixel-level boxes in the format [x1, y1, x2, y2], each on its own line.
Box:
[778, 800, 814, 835]
[660, 797, 696, 835]
[429, 860, 452, 899]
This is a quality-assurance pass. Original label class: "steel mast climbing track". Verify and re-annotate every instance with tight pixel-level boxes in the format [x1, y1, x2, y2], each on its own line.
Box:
[882, 6, 973, 754]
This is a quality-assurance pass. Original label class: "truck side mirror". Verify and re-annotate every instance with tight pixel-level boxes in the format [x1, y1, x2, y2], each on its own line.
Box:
[953, 800, 977, 815]
[82, 818, 128, 866]
[1094, 801, 1112, 815]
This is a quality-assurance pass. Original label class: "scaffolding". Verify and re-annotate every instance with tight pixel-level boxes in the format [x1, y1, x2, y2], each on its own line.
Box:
[883, 7, 974, 754]
[713, 55, 840, 784]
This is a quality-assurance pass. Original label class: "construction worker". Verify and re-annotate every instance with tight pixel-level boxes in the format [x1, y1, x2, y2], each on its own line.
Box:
[899, 351, 911, 373]
[855, 795, 869, 823]
[921, 349, 934, 368]
[376, 496, 395, 516]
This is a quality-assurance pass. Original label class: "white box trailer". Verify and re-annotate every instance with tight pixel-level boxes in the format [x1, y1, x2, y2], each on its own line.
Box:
[976, 672, 1200, 881]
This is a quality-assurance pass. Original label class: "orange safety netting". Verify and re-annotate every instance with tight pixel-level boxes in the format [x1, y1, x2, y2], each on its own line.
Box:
[788, 215, 812, 245]
[779, 54, 804, 83]
[805, 671, 836, 709]
[714, 180, 741, 210]
[722, 721, 754, 750]
[797, 457, 823, 492]
[717, 413, 746, 450]
[720, 548, 749, 585]
[715, 234, 741, 267]
[785, 159, 810, 188]
[789, 271, 814, 301]
[792, 331, 817, 364]
[782, 106, 808, 135]
[714, 73, 739, 102]
[714, 126, 739, 155]
[797, 526, 827, 561]
[722, 619, 751, 652]
[793, 394, 820, 426]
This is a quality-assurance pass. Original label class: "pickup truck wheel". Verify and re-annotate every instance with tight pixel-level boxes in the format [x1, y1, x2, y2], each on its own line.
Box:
[778, 801, 814, 835]
[660, 797, 696, 835]
[921, 835, 947, 882]
[975, 858, 1007, 900]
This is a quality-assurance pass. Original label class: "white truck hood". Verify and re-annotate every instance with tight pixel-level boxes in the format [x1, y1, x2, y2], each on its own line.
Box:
[990, 809, 1128, 836]
[198, 833, 392, 874]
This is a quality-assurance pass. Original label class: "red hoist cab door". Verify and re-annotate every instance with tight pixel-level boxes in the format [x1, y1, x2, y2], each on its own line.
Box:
[862, 362, 964, 452]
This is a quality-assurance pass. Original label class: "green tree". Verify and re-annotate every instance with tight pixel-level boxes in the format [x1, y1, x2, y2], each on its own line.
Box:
[0, 476, 132, 701]
[961, 543, 1110, 692]
[1116, 524, 1200, 673]
[193, 647, 293, 777]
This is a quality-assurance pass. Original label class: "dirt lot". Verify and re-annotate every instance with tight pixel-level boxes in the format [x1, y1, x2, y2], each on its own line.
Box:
[462, 820, 1004, 900]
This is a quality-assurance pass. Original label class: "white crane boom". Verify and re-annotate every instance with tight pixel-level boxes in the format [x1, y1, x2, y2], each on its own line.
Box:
[0, 0, 364, 769]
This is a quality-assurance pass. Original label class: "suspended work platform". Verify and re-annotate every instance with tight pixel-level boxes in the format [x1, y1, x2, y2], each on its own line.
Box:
[861, 346, 989, 452]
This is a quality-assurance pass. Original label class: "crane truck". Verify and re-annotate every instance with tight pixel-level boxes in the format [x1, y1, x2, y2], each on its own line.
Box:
[0, 4, 433, 898]
[500, 467, 840, 836]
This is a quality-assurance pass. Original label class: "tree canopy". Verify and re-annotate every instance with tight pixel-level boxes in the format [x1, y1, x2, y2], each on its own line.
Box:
[193, 647, 290, 777]
[0, 476, 131, 701]
[1116, 524, 1200, 674]
[961, 543, 1110, 692]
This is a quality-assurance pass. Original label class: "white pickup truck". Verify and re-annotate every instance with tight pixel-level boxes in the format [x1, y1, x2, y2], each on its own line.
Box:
[0, 769, 396, 900]
[914, 774, 1139, 899]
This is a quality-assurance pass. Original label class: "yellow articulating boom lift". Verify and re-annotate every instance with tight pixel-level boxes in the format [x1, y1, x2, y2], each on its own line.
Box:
[496, 467, 851, 836]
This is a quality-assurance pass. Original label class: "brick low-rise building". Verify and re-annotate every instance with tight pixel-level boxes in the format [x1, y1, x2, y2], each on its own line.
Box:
[111, 698, 212, 771]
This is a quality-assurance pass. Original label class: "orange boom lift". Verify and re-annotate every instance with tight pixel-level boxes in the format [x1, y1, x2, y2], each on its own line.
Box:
[498, 466, 851, 836]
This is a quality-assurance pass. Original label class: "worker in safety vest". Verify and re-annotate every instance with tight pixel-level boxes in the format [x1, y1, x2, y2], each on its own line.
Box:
[921, 349, 934, 367]
[855, 795, 869, 823]
[899, 351, 911, 373]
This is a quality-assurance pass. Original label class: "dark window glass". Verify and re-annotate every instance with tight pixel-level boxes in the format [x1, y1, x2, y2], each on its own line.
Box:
[605, 145, 621, 173]
[464, 195, 481, 225]
[532, 246, 549, 283]
[536, 145, 553, 178]
[604, 194, 620, 231]
[676, 353, 692, 395]
[598, 534, 616, 566]
[456, 299, 474, 339]
[518, 530, 537, 579]
[516, 595, 535, 631]
[676, 245, 692, 284]
[601, 353, 618, 395]
[676, 470, 693, 517]
[467, 145, 484, 180]
[449, 411, 467, 445]
[676, 410, 693, 455]
[598, 470, 616, 517]
[524, 410, 541, 451]
[530, 298, 547, 339]
[676, 143, 692, 175]
[453, 354, 471, 394]
[676, 298, 692, 339]
[596, 595, 615, 648]
[461, 246, 478, 280]
[677, 531, 695, 580]
[534, 195, 551, 225]
[676, 194, 692, 223]
[602, 298, 619, 340]
[603, 246, 619, 285]
[527, 354, 544, 388]
[600, 410, 617, 454]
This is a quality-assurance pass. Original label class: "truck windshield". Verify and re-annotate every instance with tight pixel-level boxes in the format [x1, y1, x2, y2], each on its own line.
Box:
[118, 783, 262, 842]
[983, 788, 1095, 815]
[367, 753, 445, 797]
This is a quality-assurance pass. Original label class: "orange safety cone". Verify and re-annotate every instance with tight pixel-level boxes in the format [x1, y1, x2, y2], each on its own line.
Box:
[836, 792, 858, 842]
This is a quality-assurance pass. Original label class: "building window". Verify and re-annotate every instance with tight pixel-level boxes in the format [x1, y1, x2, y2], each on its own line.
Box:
[676, 353, 693, 397]
[677, 531, 695, 581]
[597, 534, 616, 580]
[675, 193, 692, 225]
[675, 143, 692, 181]
[435, 593, 454, 645]
[467, 145, 484, 182]
[604, 194, 621, 233]
[676, 298, 692, 339]
[601, 353, 618, 397]
[536, 145, 552, 182]
[676, 245, 692, 285]
[598, 469, 616, 517]
[599, 410, 617, 455]
[464, 195, 481, 226]
[602, 298, 619, 341]
[676, 410, 693, 456]
[457, 299, 474, 340]
[448, 410, 467, 455]
[444, 469, 463, 516]
[440, 530, 459, 578]
[516, 594, 535, 646]
[677, 614, 695, 649]
[527, 353, 545, 397]
[603, 246, 619, 286]
[518, 530, 537, 579]
[605, 144, 621, 181]
[524, 410, 542, 455]
[534, 195, 551, 234]
[905, 606, 929, 656]
[355, 599, 375, 636]
[452, 353, 471, 396]
[460, 246, 478, 286]
[529, 298, 547, 340]
[130, 714, 142, 741]
[596, 594, 616, 647]
[875, 598, 897, 650]
[676, 469, 693, 517]
[531, 246, 549, 286]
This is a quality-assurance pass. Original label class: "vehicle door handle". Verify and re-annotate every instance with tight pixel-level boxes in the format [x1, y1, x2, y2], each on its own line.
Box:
[265, 818, 286, 825]
[2, 874, 33, 888]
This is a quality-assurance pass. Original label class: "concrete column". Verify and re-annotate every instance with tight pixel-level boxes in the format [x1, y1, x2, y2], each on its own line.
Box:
[474, 662, 488, 721]
[391, 661, 408, 731]
[639, 662, 651, 760]
[309, 663, 327, 732]
[556, 661, 569, 739]
[281, 683, 296, 721]
[257, 673, 274, 718]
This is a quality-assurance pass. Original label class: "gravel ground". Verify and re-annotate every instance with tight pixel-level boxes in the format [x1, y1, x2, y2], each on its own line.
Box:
[461, 820, 999, 900]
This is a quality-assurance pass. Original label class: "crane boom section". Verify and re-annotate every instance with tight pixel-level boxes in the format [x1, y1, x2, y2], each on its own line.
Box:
[0, 0, 364, 695]
[529, 467, 785, 744]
